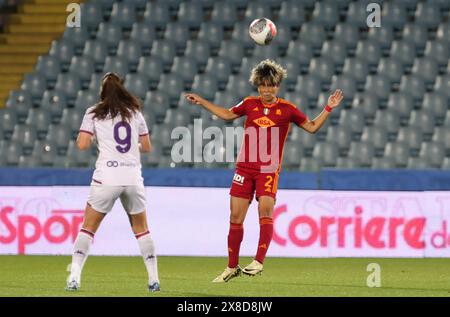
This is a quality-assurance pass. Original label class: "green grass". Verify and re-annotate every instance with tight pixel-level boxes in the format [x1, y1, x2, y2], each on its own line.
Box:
[0, 256, 450, 297]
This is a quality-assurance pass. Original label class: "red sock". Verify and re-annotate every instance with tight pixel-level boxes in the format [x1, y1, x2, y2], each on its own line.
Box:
[227, 223, 243, 268]
[255, 217, 273, 264]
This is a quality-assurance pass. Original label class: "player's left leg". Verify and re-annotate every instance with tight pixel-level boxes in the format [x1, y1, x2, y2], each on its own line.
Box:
[122, 185, 160, 292]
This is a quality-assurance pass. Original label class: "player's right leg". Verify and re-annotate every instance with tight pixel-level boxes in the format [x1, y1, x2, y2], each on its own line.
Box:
[66, 185, 119, 291]
[212, 195, 251, 283]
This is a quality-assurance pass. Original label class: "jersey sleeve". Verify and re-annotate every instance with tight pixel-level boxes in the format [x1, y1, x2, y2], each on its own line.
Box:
[79, 108, 95, 135]
[290, 106, 308, 127]
[229, 99, 249, 117]
[137, 112, 150, 136]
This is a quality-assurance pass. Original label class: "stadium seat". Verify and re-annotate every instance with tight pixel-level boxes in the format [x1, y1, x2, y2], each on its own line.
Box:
[25, 108, 51, 140]
[59, 108, 83, 139]
[164, 108, 192, 127]
[409, 110, 436, 138]
[150, 40, 177, 71]
[35, 55, 61, 84]
[6, 90, 32, 122]
[411, 57, 439, 85]
[326, 126, 351, 155]
[54, 73, 82, 103]
[381, 2, 407, 28]
[312, 1, 339, 28]
[384, 142, 409, 168]
[389, 40, 416, 68]
[177, 1, 204, 29]
[157, 73, 185, 105]
[32, 140, 58, 167]
[282, 142, 303, 169]
[371, 157, 396, 169]
[299, 157, 321, 171]
[244, 2, 273, 22]
[69, 56, 96, 85]
[225, 75, 255, 101]
[49, 39, 74, 71]
[397, 126, 423, 155]
[137, 56, 164, 89]
[295, 75, 321, 101]
[218, 40, 245, 70]
[432, 127, 450, 153]
[286, 40, 313, 71]
[117, 39, 142, 71]
[67, 140, 92, 168]
[144, 91, 170, 123]
[419, 142, 445, 168]
[20, 73, 46, 103]
[402, 23, 428, 50]
[74, 90, 99, 110]
[177, 93, 201, 118]
[312, 141, 338, 167]
[143, 2, 171, 29]
[308, 57, 335, 85]
[102, 56, 129, 78]
[399, 74, 426, 103]
[342, 57, 369, 87]
[352, 92, 379, 121]
[141, 109, 157, 130]
[40, 89, 66, 122]
[280, 57, 300, 88]
[373, 109, 400, 140]
[46, 124, 72, 155]
[367, 25, 394, 50]
[377, 57, 404, 84]
[110, 2, 137, 30]
[338, 108, 364, 139]
[82, 40, 108, 72]
[184, 39, 211, 71]
[278, 1, 305, 29]
[436, 22, 450, 43]
[333, 23, 360, 50]
[364, 75, 391, 101]
[164, 22, 190, 52]
[96, 22, 123, 51]
[422, 92, 447, 122]
[346, 1, 372, 27]
[80, 2, 103, 30]
[251, 43, 280, 61]
[230, 21, 255, 51]
[355, 40, 381, 68]
[361, 126, 388, 156]
[11, 125, 36, 155]
[204, 57, 231, 90]
[406, 157, 429, 169]
[197, 22, 224, 51]
[130, 22, 156, 53]
[434, 75, 450, 98]
[124, 73, 149, 100]
[330, 75, 356, 103]
[424, 40, 449, 68]
[321, 40, 347, 69]
[213, 91, 241, 109]
[98, 0, 115, 11]
[211, 1, 238, 28]
[298, 22, 326, 51]
[141, 142, 162, 167]
[387, 92, 413, 124]
[191, 74, 219, 101]
[415, 2, 442, 29]
[62, 25, 90, 51]
[150, 125, 174, 152]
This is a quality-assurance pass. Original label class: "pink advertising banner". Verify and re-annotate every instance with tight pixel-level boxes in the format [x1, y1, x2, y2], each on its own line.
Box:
[1, 187, 449, 257]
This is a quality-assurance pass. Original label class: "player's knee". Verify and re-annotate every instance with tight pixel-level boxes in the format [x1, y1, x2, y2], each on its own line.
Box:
[229, 214, 244, 224]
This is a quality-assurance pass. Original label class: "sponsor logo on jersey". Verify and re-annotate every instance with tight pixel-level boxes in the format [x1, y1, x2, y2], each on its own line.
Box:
[233, 173, 245, 185]
[253, 116, 276, 128]
[106, 161, 119, 167]
[253, 107, 259, 111]
[276, 109, 282, 115]
[263, 108, 269, 115]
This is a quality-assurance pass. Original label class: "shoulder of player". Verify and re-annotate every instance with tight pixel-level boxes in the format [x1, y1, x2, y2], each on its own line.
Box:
[243, 96, 260, 103]
[278, 98, 298, 110]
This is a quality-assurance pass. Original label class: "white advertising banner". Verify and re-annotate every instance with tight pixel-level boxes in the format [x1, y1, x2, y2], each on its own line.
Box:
[1, 187, 450, 257]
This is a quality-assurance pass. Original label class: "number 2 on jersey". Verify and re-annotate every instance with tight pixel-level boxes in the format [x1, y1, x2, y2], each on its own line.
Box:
[113, 122, 131, 153]
[265, 176, 273, 192]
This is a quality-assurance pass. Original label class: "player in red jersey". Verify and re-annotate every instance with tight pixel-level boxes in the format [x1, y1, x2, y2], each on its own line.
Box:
[186, 59, 343, 282]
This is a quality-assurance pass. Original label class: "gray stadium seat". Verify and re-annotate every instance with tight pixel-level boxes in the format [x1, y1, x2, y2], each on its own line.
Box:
[110, 2, 137, 30]
[312, 141, 338, 167]
[177, 93, 201, 118]
[150, 40, 176, 71]
[69, 56, 95, 85]
[244, 2, 273, 22]
[333, 22, 360, 50]
[198, 22, 224, 51]
[299, 157, 321, 171]
[59, 108, 83, 139]
[141, 142, 162, 167]
[397, 126, 423, 155]
[171, 56, 199, 88]
[32, 140, 58, 167]
[432, 127, 450, 153]
[144, 91, 170, 123]
[74, 90, 99, 111]
[299, 22, 326, 51]
[422, 92, 447, 122]
[11, 125, 36, 155]
[364, 75, 391, 101]
[338, 108, 364, 139]
[49, 39, 74, 70]
[372, 157, 396, 169]
[377, 57, 404, 84]
[419, 142, 445, 168]
[387, 92, 413, 124]
[412, 57, 439, 85]
[407, 157, 430, 169]
[137, 56, 163, 89]
[46, 124, 72, 155]
[82, 39, 108, 72]
[225, 75, 255, 100]
[40, 89, 66, 122]
[352, 92, 379, 121]
[184, 39, 211, 71]
[141, 110, 156, 130]
[218, 40, 245, 70]
[415, 2, 442, 29]
[54, 73, 82, 103]
[384, 142, 409, 168]
[346, 1, 372, 27]
[279, 1, 305, 29]
[130, 22, 156, 53]
[124, 73, 149, 100]
[336, 157, 360, 169]
[389, 40, 416, 68]
[25, 108, 51, 139]
[211, 1, 238, 28]
[20, 73, 46, 102]
[286, 40, 313, 70]
[6, 90, 32, 122]
[368, 25, 394, 50]
[117, 39, 142, 71]
[295, 75, 321, 101]
[308, 57, 334, 85]
[282, 142, 303, 169]
[434, 75, 450, 98]
[164, 22, 190, 52]
[62, 25, 90, 51]
[204, 57, 231, 90]
[230, 21, 255, 50]
[321, 40, 347, 68]
[424, 40, 449, 67]
[103, 56, 129, 78]
[251, 43, 281, 61]
[80, 2, 103, 30]
[402, 23, 428, 50]
[342, 57, 369, 87]
[35, 55, 61, 84]
[280, 57, 300, 88]
[5, 142, 22, 166]
[164, 108, 191, 127]
[150, 125, 174, 152]
[67, 140, 92, 168]
[312, 1, 339, 28]
[348, 142, 375, 167]
[96, 22, 123, 50]
[436, 22, 450, 43]
[373, 109, 400, 140]
[143, 2, 171, 29]
[381, 2, 407, 28]
[326, 126, 351, 155]
[88, 73, 104, 92]
[355, 40, 381, 68]
[157, 73, 185, 105]
[409, 110, 436, 138]
[192, 74, 219, 101]
[177, 1, 204, 29]
[330, 74, 356, 102]
[361, 126, 388, 156]
[399, 74, 426, 103]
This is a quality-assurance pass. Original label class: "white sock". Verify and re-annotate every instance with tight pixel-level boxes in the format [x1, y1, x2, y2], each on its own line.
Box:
[136, 231, 159, 285]
[70, 229, 94, 283]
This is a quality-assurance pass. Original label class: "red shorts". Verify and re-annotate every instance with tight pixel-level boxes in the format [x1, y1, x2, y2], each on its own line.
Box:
[229, 167, 279, 201]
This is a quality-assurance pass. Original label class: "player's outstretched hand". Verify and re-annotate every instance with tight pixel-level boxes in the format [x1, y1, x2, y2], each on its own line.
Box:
[185, 93, 205, 106]
[327, 89, 344, 108]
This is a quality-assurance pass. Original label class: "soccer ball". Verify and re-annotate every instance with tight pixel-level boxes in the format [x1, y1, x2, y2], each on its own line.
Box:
[248, 18, 277, 45]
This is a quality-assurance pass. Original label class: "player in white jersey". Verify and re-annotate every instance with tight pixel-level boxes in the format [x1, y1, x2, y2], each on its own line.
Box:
[66, 72, 160, 293]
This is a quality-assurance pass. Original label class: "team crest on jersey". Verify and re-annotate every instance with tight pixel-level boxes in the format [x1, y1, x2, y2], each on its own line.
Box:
[276, 109, 282, 115]
[253, 107, 259, 111]
[253, 116, 276, 128]
[263, 108, 270, 115]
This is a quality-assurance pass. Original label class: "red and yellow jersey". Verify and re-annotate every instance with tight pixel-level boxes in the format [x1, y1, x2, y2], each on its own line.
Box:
[230, 96, 308, 173]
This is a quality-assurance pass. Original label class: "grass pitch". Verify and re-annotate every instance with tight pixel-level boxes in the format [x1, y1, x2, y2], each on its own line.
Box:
[0, 255, 450, 297]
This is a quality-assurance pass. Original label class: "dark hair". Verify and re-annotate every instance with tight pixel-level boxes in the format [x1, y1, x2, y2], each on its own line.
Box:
[90, 72, 142, 122]
[249, 59, 287, 87]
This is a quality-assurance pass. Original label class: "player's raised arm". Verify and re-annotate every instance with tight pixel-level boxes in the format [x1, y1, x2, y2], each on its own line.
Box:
[185, 93, 239, 121]
[300, 89, 344, 134]
[76, 132, 93, 150]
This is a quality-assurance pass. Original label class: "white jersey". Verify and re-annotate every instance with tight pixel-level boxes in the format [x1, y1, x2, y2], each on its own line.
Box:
[79, 106, 149, 186]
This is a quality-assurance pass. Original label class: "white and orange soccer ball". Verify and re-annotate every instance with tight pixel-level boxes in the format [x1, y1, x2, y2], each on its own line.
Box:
[248, 18, 277, 45]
